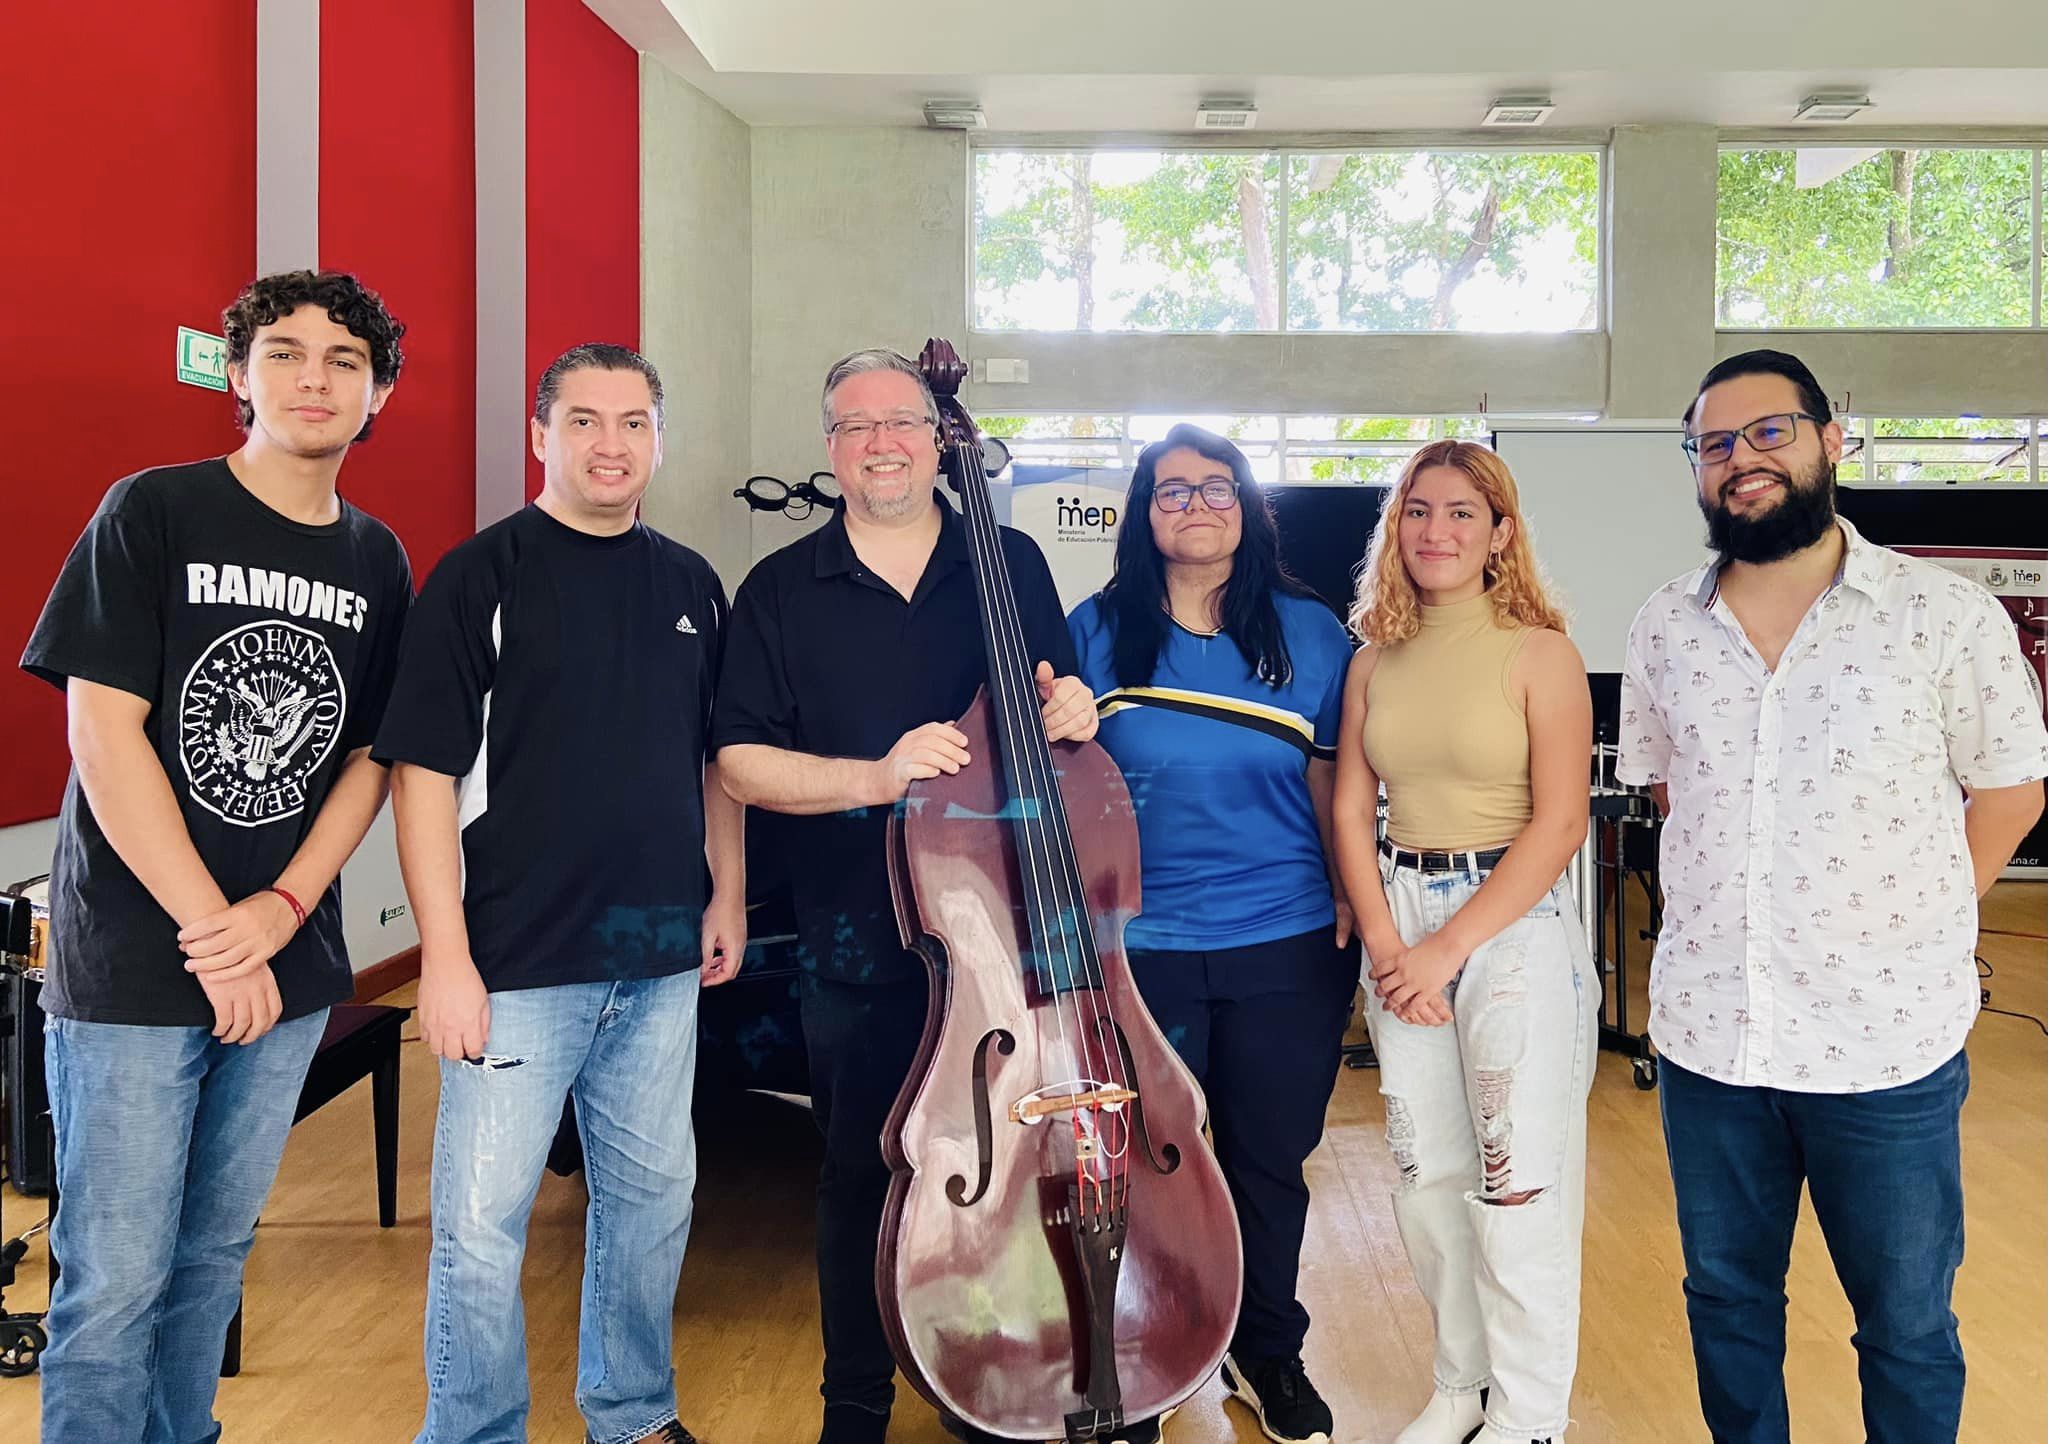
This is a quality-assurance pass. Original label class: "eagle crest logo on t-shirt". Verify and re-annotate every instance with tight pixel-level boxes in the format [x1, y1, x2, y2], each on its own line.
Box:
[179, 620, 347, 827]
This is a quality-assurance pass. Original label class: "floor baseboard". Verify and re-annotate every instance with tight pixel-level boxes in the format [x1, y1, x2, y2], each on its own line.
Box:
[349, 945, 420, 1004]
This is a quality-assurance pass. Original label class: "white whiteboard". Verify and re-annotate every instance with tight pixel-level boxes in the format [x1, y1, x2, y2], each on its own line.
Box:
[1491, 426, 1710, 673]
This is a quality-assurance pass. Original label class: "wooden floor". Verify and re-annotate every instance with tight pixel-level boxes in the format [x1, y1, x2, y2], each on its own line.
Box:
[3, 883, 2042, 1442]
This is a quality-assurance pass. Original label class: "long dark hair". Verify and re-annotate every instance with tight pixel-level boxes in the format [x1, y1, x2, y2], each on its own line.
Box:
[1099, 424, 1315, 689]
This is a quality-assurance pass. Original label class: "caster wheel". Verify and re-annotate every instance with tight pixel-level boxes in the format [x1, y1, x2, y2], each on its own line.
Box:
[0, 1319, 47, 1377]
[1633, 1057, 1659, 1092]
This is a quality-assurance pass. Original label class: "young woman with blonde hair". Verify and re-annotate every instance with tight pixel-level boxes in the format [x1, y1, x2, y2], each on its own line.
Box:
[1331, 440, 1596, 1444]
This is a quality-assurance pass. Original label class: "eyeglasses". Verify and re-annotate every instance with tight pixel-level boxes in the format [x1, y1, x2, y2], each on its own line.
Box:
[735, 472, 838, 521]
[1681, 412, 1820, 469]
[1153, 480, 1240, 512]
[827, 416, 932, 444]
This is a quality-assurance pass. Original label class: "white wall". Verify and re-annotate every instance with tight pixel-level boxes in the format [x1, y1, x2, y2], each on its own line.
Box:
[0, 817, 57, 893]
[639, 55, 754, 584]
[1492, 426, 1707, 673]
[338, 804, 417, 970]
[1, 806, 415, 974]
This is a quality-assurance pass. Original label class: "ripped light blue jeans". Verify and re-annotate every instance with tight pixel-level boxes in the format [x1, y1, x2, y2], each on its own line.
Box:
[1365, 855, 1599, 1439]
[416, 969, 702, 1444]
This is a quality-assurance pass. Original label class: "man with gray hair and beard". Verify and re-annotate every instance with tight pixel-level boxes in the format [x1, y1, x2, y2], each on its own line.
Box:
[713, 348, 1101, 1444]
[1618, 348, 2046, 1443]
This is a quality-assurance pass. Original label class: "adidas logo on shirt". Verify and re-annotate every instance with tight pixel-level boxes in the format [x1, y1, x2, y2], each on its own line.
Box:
[675, 615, 697, 634]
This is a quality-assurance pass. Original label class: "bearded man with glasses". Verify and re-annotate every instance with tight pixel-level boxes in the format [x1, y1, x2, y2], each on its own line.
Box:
[1617, 349, 2047, 1444]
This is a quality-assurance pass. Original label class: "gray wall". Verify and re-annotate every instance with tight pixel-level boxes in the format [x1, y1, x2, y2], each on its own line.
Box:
[748, 126, 972, 562]
[1606, 126, 1720, 420]
[639, 57, 754, 582]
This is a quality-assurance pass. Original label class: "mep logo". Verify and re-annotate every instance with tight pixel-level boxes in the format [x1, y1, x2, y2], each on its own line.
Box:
[1055, 495, 1119, 533]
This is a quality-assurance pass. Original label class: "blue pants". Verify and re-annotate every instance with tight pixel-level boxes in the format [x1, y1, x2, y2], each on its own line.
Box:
[1126, 925, 1356, 1361]
[1660, 1051, 1969, 1444]
[40, 1009, 328, 1444]
[416, 970, 702, 1444]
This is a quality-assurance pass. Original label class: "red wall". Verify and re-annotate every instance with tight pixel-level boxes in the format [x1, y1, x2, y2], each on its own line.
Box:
[524, 0, 640, 500]
[0, 7, 258, 827]
[320, 0, 477, 578]
[0, 0, 640, 830]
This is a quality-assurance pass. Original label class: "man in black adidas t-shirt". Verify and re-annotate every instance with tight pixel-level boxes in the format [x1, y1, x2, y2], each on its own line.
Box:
[19, 271, 413, 1443]
[374, 344, 742, 1444]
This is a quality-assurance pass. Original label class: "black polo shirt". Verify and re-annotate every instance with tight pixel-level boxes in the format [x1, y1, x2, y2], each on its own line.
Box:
[710, 494, 1076, 985]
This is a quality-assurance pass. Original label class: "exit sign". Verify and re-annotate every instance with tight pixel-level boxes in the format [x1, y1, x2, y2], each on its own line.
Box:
[176, 326, 228, 391]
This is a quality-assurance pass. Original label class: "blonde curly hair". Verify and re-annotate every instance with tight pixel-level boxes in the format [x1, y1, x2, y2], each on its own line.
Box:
[1348, 439, 1569, 645]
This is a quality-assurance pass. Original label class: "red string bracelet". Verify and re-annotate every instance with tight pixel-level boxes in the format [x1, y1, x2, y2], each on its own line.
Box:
[268, 885, 307, 932]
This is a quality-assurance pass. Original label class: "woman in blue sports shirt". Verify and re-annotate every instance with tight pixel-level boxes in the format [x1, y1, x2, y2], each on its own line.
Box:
[1067, 424, 1354, 1444]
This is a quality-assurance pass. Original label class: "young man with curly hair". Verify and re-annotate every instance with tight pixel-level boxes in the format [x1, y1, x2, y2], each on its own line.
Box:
[20, 270, 415, 1443]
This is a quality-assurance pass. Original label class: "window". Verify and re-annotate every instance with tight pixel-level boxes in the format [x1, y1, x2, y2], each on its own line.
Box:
[978, 414, 1127, 472]
[978, 413, 1491, 483]
[1286, 152, 1600, 332]
[974, 152, 1278, 332]
[1717, 147, 2043, 328]
[973, 147, 1602, 335]
[1283, 416, 1490, 483]
[1836, 416, 2043, 486]
[1130, 414, 1281, 481]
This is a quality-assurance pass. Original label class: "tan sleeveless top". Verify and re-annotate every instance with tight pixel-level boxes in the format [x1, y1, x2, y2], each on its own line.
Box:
[1362, 592, 1535, 850]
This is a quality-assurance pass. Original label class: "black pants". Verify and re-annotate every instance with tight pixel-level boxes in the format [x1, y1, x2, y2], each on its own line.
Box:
[800, 970, 929, 1416]
[1126, 924, 1357, 1361]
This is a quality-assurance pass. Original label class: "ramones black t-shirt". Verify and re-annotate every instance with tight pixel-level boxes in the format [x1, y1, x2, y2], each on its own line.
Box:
[20, 458, 413, 1026]
[371, 505, 728, 993]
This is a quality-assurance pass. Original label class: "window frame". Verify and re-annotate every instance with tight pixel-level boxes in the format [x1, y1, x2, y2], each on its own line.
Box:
[979, 412, 1543, 482]
[967, 139, 1610, 338]
[1711, 141, 2046, 334]
[1835, 415, 2045, 490]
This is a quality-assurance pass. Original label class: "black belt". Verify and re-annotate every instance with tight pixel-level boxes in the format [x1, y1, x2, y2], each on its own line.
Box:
[1379, 838, 1510, 874]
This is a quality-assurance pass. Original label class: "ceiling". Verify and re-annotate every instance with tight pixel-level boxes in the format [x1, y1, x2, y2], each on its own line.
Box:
[587, 0, 2048, 131]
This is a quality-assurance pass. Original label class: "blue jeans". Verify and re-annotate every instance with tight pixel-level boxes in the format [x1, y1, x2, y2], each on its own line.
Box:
[417, 970, 702, 1444]
[40, 1009, 328, 1444]
[1660, 1051, 1969, 1444]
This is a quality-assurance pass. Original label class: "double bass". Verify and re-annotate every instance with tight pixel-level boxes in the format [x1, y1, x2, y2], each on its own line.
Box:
[878, 340, 1243, 1442]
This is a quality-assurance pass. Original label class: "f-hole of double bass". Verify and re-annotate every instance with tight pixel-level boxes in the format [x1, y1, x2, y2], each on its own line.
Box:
[945, 1028, 1016, 1208]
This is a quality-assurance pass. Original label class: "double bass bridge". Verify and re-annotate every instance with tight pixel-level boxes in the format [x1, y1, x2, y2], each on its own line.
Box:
[1008, 1079, 1138, 1127]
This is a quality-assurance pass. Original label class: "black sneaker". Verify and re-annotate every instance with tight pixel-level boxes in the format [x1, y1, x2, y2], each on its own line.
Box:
[588, 1424, 697, 1444]
[1221, 1353, 1334, 1444]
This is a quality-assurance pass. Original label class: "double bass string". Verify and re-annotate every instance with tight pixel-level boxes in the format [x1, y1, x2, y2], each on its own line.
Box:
[952, 453, 1129, 1211]
[946, 436, 1093, 1114]
[948, 431, 1135, 1208]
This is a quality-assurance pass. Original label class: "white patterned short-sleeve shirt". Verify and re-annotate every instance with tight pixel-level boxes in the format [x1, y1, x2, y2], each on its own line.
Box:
[1617, 520, 2048, 1093]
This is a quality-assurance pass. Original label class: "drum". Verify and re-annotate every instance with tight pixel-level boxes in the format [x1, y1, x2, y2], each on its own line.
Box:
[3, 875, 54, 1196]
[2, 875, 50, 980]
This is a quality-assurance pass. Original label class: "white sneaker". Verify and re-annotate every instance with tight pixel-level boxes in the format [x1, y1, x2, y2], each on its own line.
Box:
[1394, 1390, 1485, 1444]
[1470, 1429, 1553, 1444]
